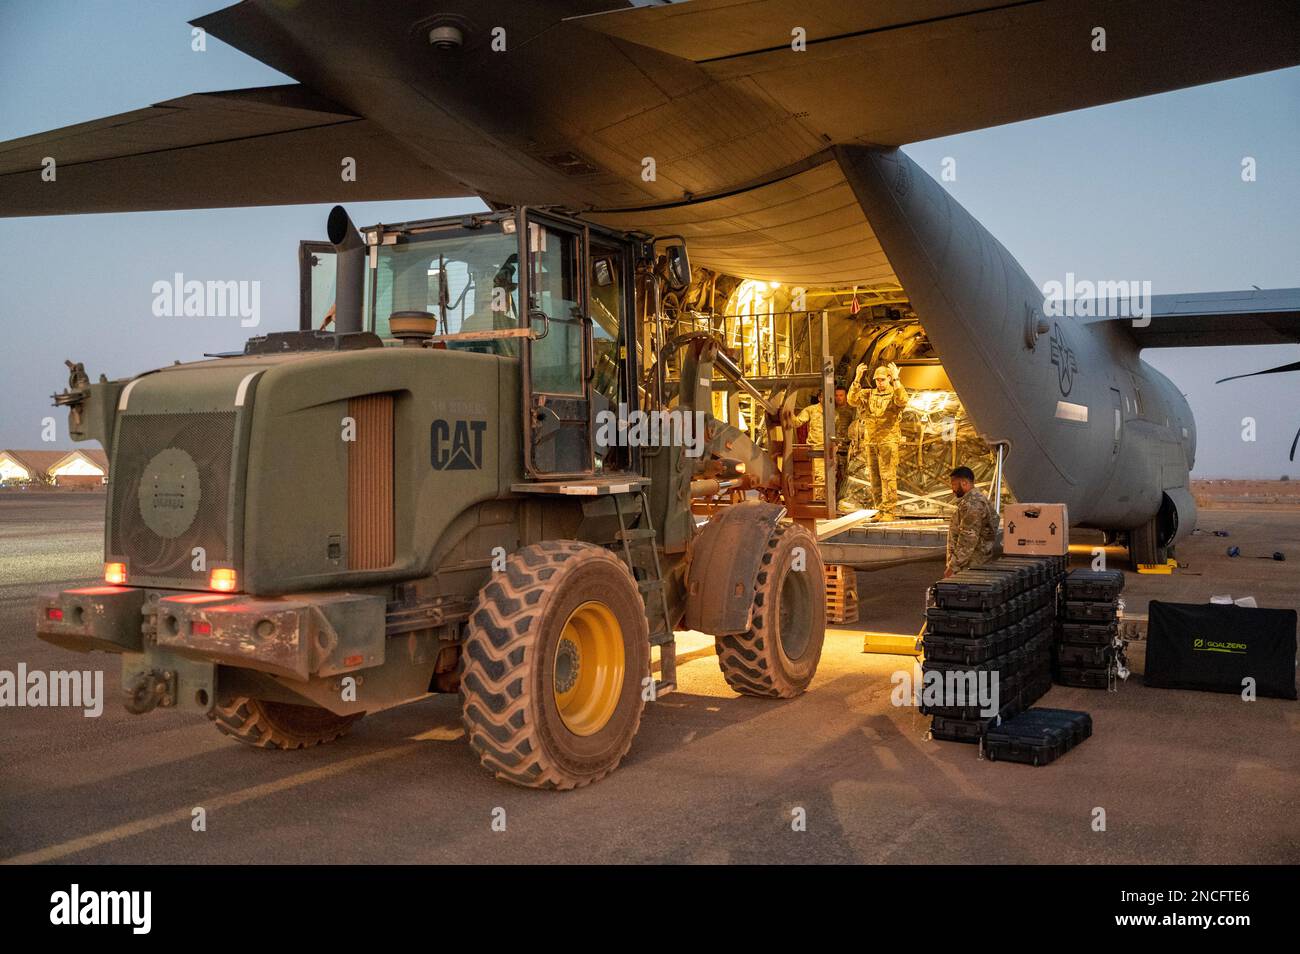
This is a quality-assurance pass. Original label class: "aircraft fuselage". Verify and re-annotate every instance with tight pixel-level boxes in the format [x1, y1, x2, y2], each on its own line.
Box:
[838, 145, 1196, 544]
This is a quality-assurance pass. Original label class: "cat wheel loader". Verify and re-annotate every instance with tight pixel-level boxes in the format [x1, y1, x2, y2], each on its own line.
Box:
[38, 205, 835, 789]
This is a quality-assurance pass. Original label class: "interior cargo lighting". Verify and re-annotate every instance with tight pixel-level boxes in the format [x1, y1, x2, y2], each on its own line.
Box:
[210, 568, 238, 592]
[46, 607, 64, 621]
[191, 620, 212, 636]
[104, 562, 127, 585]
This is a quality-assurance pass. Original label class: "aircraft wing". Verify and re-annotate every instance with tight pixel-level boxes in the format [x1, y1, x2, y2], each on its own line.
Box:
[576, 0, 1300, 148]
[2, 0, 1297, 219]
[0, 85, 466, 216]
[1091, 289, 1300, 348]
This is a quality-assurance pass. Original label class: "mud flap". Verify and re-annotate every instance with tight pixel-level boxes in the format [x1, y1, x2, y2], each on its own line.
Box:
[683, 500, 786, 635]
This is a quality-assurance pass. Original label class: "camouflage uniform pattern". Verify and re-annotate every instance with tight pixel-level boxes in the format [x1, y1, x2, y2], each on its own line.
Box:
[945, 486, 999, 575]
[793, 401, 825, 449]
[834, 402, 855, 505]
[793, 401, 827, 499]
[847, 376, 909, 514]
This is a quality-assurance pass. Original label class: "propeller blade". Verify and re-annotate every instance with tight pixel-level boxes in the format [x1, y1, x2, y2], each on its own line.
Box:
[1291, 425, 1299, 462]
[1215, 359, 1300, 384]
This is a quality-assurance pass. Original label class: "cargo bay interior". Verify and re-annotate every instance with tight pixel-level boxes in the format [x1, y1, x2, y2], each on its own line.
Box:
[590, 156, 1010, 543]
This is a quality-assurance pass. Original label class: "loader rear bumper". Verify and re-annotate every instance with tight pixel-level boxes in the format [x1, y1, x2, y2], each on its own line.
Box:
[37, 586, 386, 683]
[36, 585, 147, 654]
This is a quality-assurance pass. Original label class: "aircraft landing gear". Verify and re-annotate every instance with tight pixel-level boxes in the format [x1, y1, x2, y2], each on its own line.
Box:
[1127, 518, 1166, 570]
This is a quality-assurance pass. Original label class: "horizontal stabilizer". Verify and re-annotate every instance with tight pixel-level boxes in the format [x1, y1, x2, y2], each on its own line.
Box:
[1083, 289, 1300, 348]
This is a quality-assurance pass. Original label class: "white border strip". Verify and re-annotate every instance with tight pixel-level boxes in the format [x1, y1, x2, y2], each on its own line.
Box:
[234, 371, 263, 407]
[116, 378, 142, 411]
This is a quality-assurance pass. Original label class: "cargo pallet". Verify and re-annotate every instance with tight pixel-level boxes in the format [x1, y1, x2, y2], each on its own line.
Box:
[824, 564, 859, 624]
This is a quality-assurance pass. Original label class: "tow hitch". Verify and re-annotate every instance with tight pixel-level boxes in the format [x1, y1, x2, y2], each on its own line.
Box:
[123, 669, 176, 714]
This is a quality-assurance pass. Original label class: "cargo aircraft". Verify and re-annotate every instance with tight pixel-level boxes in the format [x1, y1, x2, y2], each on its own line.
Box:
[3, 0, 1299, 566]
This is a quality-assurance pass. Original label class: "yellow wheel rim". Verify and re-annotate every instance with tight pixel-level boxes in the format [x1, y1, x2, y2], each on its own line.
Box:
[552, 601, 625, 737]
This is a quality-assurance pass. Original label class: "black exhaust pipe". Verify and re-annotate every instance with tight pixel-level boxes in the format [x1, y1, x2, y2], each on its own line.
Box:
[327, 205, 365, 334]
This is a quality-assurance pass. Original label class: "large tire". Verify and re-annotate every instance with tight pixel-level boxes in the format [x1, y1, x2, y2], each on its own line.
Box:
[1128, 518, 1165, 569]
[460, 540, 650, 790]
[209, 696, 363, 750]
[715, 521, 826, 698]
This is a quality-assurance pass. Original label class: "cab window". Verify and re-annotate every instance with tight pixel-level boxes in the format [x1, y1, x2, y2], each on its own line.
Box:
[370, 227, 520, 352]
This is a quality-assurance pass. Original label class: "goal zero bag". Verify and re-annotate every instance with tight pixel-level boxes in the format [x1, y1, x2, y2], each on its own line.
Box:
[1145, 601, 1297, 700]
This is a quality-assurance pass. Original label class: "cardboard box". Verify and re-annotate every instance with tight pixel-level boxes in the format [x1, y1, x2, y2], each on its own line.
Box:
[1002, 503, 1069, 555]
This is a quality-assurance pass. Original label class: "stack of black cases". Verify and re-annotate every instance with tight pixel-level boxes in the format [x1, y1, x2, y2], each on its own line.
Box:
[1054, 568, 1125, 688]
[924, 555, 1068, 743]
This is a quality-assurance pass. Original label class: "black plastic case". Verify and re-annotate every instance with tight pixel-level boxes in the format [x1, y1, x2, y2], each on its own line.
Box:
[931, 699, 1025, 743]
[926, 603, 1007, 637]
[1059, 619, 1118, 645]
[934, 570, 1016, 610]
[991, 556, 1053, 588]
[1063, 599, 1119, 622]
[1016, 707, 1093, 745]
[1054, 664, 1110, 689]
[921, 659, 1020, 719]
[924, 631, 1003, 665]
[965, 565, 1029, 598]
[984, 707, 1092, 766]
[1063, 568, 1125, 601]
[1056, 642, 1113, 668]
[930, 714, 991, 743]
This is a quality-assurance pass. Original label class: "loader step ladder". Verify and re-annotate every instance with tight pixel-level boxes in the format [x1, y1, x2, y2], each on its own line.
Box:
[612, 489, 676, 697]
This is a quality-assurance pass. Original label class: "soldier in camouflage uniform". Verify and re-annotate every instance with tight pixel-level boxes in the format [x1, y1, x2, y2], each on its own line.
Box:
[944, 465, 999, 577]
[833, 386, 855, 510]
[793, 391, 827, 500]
[847, 362, 909, 520]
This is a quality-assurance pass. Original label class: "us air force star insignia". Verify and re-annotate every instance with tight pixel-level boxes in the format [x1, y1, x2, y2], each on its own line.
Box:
[1049, 323, 1078, 396]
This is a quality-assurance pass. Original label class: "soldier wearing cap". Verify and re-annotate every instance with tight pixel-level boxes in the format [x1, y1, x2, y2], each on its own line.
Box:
[944, 465, 999, 577]
[847, 361, 909, 520]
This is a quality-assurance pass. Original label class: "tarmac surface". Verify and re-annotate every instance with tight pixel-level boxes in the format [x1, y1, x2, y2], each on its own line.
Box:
[1, 493, 1296, 864]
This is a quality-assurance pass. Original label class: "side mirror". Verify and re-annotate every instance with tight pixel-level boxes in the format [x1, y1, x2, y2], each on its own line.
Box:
[665, 243, 691, 292]
[653, 234, 691, 292]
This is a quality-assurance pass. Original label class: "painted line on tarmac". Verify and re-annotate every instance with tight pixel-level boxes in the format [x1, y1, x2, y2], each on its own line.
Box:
[3, 645, 728, 864]
[1, 740, 431, 865]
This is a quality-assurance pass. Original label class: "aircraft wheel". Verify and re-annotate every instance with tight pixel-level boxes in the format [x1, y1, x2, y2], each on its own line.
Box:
[209, 697, 363, 750]
[1128, 518, 1166, 569]
[715, 522, 826, 698]
[460, 541, 649, 790]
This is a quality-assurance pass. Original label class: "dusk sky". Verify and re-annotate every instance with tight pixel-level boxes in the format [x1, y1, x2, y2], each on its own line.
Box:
[1, 1, 1297, 476]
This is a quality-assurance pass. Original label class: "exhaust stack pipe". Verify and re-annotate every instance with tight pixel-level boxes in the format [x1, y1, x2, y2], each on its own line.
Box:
[327, 205, 365, 334]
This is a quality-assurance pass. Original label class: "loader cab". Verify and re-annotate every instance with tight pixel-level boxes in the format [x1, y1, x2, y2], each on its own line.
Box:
[518, 209, 650, 477]
[305, 209, 650, 479]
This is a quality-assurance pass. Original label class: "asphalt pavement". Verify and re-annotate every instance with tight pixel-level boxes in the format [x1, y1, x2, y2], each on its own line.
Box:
[1, 494, 1295, 864]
